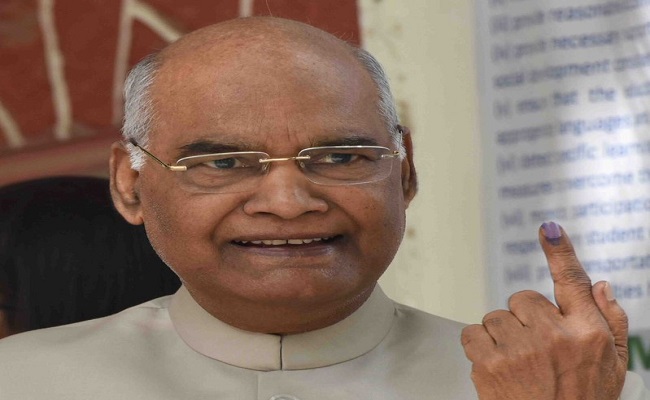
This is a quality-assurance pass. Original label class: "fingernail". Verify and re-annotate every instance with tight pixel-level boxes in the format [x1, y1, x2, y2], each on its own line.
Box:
[604, 281, 615, 301]
[541, 221, 562, 245]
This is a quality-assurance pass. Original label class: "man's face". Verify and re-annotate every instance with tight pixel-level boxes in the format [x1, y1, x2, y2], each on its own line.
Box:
[116, 33, 415, 331]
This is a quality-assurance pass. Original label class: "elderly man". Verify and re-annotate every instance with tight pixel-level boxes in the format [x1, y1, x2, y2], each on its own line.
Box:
[0, 17, 647, 399]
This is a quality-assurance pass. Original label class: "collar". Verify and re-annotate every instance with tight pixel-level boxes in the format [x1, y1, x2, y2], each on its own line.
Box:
[168, 285, 395, 371]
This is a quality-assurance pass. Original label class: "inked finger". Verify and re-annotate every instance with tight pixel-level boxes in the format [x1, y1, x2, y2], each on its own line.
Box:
[538, 222, 595, 316]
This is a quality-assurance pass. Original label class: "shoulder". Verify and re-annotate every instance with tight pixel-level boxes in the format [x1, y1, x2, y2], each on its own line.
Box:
[388, 301, 467, 358]
[391, 301, 467, 340]
[369, 300, 476, 398]
[0, 295, 173, 369]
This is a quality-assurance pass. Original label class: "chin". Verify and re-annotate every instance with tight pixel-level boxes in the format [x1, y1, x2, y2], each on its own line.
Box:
[241, 276, 365, 305]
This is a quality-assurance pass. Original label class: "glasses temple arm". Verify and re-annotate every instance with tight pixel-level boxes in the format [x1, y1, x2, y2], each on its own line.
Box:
[128, 139, 187, 171]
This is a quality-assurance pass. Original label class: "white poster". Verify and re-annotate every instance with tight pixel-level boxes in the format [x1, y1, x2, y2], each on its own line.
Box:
[476, 0, 650, 381]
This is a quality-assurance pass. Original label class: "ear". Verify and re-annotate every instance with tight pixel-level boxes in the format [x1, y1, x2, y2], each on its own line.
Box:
[398, 125, 418, 207]
[109, 141, 144, 225]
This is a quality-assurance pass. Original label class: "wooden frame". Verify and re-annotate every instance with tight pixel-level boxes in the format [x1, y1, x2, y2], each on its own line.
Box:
[0, 131, 121, 187]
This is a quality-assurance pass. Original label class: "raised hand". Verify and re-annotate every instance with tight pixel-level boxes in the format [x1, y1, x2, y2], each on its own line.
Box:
[461, 222, 629, 399]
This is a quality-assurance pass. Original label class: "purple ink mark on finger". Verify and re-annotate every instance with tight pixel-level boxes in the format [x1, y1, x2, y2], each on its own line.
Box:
[541, 221, 562, 245]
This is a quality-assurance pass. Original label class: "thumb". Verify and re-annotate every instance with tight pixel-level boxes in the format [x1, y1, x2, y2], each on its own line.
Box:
[592, 280, 629, 365]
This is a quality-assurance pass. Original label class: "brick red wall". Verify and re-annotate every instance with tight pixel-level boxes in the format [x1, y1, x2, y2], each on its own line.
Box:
[0, 0, 359, 186]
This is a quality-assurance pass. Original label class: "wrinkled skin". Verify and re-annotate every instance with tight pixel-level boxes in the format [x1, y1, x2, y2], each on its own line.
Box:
[462, 225, 629, 399]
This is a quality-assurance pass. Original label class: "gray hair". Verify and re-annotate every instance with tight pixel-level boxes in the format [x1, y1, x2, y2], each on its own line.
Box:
[350, 46, 405, 157]
[121, 52, 160, 170]
[121, 46, 403, 170]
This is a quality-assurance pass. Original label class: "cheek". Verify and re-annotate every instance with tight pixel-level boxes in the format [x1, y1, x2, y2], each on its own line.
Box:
[139, 186, 238, 270]
[341, 181, 407, 255]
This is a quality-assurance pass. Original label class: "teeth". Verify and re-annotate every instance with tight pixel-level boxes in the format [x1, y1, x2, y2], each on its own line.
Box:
[236, 237, 333, 245]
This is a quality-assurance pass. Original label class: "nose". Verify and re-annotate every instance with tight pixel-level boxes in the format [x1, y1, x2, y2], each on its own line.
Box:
[242, 161, 329, 219]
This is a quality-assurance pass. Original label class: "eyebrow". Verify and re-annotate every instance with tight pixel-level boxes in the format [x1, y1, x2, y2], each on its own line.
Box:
[312, 136, 381, 147]
[177, 140, 249, 158]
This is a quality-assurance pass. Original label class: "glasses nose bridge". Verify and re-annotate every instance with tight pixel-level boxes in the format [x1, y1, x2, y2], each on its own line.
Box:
[258, 155, 311, 173]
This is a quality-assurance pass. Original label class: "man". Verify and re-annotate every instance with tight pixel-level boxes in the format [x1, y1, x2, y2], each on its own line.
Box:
[0, 17, 647, 399]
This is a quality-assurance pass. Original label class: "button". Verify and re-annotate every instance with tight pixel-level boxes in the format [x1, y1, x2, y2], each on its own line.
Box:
[269, 395, 300, 400]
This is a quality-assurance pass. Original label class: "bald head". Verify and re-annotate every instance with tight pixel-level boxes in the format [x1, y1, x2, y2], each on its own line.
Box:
[161, 17, 353, 63]
[122, 17, 400, 169]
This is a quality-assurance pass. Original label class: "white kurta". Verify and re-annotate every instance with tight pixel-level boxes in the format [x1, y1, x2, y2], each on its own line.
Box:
[0, 286, 646, 399]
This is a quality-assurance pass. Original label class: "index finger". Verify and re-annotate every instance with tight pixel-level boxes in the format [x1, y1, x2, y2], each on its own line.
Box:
[539, 221, 595, 316]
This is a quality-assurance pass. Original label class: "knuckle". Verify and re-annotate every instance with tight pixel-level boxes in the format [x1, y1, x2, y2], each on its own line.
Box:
[542, 328, 567, 348]
[508, 290, 548, 309]
[553, 265, 591, 287]
[545, 324, 612, 353]
[507, 346, 542, 367]
[478, 353, 510, 375]
[460, 324, 483, 346]
[568, 329, 614, 360]
[481, 309, 510, 326]
[582, 327, 612, 347]
[479, 358, 499, 375]
[460, 324, 487, 349]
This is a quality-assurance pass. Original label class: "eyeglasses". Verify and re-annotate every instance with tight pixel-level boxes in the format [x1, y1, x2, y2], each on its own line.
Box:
[129, 139, 400, 194]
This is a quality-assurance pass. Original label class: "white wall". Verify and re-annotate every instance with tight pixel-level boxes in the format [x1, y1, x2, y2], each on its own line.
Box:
[358, 0, 487, 323]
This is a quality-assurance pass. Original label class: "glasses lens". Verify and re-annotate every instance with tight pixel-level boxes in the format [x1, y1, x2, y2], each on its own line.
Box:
[176, 152, 267, 193]
[299, 146, 395, 185]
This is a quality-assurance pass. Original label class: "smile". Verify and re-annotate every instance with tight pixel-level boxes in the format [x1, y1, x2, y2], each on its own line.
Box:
[233, 237, 338, 246]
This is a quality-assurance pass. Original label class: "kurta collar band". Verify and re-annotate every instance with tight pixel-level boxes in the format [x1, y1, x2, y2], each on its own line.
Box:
[169, 285, 396, 371]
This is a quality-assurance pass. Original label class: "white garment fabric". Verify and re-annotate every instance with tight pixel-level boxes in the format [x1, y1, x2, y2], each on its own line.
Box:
[0, 285, 646, 399]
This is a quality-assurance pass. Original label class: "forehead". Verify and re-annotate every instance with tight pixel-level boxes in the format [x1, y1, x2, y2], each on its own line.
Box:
[148, 29, 389, 153]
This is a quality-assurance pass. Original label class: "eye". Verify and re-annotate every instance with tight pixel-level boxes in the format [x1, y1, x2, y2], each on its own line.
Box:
[319, 153, 359, 164]
[203, 157, 246, 169]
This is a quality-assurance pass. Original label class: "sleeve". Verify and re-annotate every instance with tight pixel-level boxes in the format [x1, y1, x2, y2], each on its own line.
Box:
[620, 371, 650, 400]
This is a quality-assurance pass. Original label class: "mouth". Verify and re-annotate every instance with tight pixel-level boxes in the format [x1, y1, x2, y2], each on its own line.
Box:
[232, 236, 341, 247]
